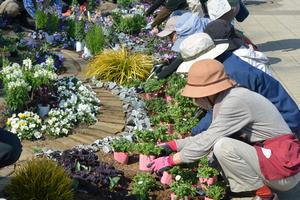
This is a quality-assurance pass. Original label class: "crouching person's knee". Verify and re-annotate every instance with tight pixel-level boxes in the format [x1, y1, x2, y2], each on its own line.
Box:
[213, 137, 233, 161]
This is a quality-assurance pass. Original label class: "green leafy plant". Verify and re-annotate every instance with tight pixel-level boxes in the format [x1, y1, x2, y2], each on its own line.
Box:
[87, 0, 96, 12]
[135, 130, 158, 143]
[85, 24, 105, 55]
[168, 165, 198, 184]
[47, 14, 60, 34]
[174, 117, 198, 134]
[6, 158, 73, 200]
[166, 74, 187, 97]
[35, 10, 48, 30]
[197, 166, 219, 178]
[131, 172, 157, 200]
[170, 181, 197, 198]
[205, 184, 226, 200]
[85, 47, 153, 85]
[117, 0, 135, 8]
[145, 97, 167, 113]
[134, 143, 162, 156]
[74, 20, 85, 41]
[142, 78, 166, 93]
[111, 138, 133, 152]
[65, 19, 76, 39]
[113, 12, 146, 34]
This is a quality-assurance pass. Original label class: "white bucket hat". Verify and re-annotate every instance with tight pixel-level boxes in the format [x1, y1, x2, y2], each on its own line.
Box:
[177, 32, 229, 73]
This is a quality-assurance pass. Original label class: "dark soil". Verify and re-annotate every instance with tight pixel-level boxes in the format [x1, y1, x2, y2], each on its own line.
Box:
[74, 151, 204, 200]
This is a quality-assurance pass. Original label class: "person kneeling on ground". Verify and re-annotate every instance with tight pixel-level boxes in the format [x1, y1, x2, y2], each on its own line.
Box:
[0, 128, 22, 169]
[148, 59, 300, 200]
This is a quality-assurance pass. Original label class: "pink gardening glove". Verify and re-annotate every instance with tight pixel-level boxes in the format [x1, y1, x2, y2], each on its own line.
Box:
[147, 155, 176, 174]
[157, 140, 177, 156]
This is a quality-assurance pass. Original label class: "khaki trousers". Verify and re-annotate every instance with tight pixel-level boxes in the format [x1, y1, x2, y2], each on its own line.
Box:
[213, 137, 300, 193]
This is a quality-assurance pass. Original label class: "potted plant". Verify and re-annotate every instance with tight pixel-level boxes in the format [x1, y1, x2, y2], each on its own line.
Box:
[205, 184, 226, 200]
[141, 78, 166, 100]
[111, 138, 133, 164]
[36, 85, 51, 118]
[74, 20, 85, 52]
[131, 172, 157, 200]
[160, 171, 173, 186]
[170, 181, 197, 200]
[197, 166, 219, 186]
[85, 23, 105, 56]
[134, 143, 162, 171]
[134, 130, 158, 143]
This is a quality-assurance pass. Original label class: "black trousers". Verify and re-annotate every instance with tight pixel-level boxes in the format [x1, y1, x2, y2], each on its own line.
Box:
[0, 129, 22, 169]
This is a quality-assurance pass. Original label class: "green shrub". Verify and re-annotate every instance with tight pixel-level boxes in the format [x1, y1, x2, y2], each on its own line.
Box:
[131, 172, 157, 200]
[35, 10, 48, 30]
[6, 158, 73, 200]
[74, 20, 85, 41]
[85, 24, 105, 55]
[47, 14, 60, 33]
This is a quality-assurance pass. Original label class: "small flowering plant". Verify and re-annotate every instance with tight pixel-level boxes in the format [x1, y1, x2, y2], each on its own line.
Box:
[6, 112, 43, 140]
[42, 108, 75, 137]
[170, 181, 197, 199]
[131, 172, 157, 200]
[0, 63, 31, 111]
[56, 76, 100, 125]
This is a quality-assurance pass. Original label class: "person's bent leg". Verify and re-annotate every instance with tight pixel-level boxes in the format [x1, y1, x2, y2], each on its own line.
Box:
[213, 137, 264, 192]
[0, 129, 22, 168]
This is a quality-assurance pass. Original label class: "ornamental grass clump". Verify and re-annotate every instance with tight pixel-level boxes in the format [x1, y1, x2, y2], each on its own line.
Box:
[85, 47, 153, 85]
[6, 158, 73, 200]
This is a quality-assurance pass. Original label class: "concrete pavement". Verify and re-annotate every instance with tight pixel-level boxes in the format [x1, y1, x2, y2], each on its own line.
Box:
[237, 0, 300, 199]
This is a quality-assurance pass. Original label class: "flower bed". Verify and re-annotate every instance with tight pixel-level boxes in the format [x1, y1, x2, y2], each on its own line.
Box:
[1, 58, 100, 140]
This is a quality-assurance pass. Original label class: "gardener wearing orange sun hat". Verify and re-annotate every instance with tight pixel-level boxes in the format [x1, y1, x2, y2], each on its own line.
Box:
[148, 59, 300, 200]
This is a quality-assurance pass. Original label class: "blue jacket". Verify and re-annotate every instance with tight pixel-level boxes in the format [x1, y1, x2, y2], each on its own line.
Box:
[192, 52, 300, 137]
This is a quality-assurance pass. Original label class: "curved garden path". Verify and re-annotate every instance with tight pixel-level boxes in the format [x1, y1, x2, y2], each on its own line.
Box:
[0, 50, 126, 177]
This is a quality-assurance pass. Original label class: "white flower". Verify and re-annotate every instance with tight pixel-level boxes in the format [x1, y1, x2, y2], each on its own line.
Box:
[23, 58, 32, 69]
[34, 132, 42, 139]
[175, 175, 181, 181]
[138, 181, 143, 185]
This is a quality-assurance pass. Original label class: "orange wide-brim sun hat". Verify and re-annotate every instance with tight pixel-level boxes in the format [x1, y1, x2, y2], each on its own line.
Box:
[181, 59, 236, 98]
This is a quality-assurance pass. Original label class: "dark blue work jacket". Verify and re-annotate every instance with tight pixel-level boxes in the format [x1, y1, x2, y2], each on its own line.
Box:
[192, 52, 300, 138]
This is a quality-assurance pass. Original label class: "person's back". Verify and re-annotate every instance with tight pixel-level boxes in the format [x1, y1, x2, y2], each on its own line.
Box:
[218, 51, 300, 137]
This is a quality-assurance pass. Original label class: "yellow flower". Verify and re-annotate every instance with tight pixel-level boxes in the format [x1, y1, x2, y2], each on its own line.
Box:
[18, 113, 26, 119]
[6, 119, 11, 126]
[19, 121, 27, 126]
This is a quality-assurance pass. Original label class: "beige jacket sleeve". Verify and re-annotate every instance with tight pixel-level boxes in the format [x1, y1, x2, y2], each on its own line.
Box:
[176, 95, 251, 163]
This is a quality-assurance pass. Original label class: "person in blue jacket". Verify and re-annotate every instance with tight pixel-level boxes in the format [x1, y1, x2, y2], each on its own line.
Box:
[176, 32, 300, 138]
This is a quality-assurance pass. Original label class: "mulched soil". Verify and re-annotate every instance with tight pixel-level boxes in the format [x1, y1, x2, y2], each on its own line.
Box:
[74, 151, 204, 200]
